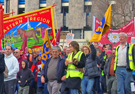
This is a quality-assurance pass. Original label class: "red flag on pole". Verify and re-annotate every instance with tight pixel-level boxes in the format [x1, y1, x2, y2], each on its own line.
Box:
[0, 4, 4, 39]
[21, 34, 28, 60]
[55, 26, 62, 46]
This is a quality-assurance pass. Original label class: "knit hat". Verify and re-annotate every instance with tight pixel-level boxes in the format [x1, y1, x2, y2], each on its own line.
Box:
[106, 50, 112, 54]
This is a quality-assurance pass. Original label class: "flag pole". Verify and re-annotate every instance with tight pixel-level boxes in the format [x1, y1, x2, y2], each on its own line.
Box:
[52, 1, 58, 33]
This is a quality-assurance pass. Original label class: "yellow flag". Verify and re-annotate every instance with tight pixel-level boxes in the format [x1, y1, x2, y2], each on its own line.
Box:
[90, 4, 112, 42]
[41, 29, 51, 70]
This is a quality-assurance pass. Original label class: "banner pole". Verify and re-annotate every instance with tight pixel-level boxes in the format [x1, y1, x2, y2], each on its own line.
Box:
[53, 1, 58, 33]
[63, 39, 65, 48]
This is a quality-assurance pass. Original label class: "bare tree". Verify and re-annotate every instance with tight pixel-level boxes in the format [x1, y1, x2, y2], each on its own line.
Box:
[91, 0, 133, 29]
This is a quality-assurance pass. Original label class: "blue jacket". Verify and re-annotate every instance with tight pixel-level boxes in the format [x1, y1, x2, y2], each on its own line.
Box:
[84, 44, 100, 78]
[41, 56, 65, 83]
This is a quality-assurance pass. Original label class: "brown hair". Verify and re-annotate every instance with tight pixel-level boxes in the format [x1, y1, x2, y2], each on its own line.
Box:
[69, 41, 79, 51]
[81, 45, 91, 53]
[96, 48, 102, 53]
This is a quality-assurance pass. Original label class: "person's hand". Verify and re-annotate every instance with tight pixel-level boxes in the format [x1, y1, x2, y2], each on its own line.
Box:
[97, 64, 100, 67]
[73, 58, 79, 65]
[18, 81, 21, 83]
[65, 59, 72, 66]
[38, 67, 41, 70]
[41, 76, 45, 83]
[89, 42, 92, 45]
[61, 75, 66, 81]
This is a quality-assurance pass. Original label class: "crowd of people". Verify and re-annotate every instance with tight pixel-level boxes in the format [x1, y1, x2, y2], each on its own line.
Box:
[0, 32, 135, 94]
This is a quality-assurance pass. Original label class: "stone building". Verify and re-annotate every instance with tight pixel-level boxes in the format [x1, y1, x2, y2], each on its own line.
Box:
[2, 0, 117, 46]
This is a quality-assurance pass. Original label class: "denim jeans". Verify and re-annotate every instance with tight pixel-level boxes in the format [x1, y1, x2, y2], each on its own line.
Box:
[70, 89, 79, 94]
[43, 84, 49, 94]
[116, 66, 133, 94]
[96, 77, 103, 94]
[81, 76, 95, 94]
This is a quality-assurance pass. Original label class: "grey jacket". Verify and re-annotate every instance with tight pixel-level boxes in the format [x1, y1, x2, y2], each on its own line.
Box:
[104, 56, 115, 78]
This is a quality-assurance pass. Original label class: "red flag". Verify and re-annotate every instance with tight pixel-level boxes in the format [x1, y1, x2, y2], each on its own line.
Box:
[0, 40, 2, 50]
[21, 35, 28, 60]
[0, 4, 4, 39]
[55, 26, 62, 46]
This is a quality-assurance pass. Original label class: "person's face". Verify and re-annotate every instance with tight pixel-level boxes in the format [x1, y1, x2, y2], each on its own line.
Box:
[5, 46, 12, 56]
[83, 47, 89, 55]
[112, 50, 115, 57]
[119, 34, 127, 44]
[66, 48, 71, 56]
[21, 61, 26, 69]
[49, 49, 52, 57]
[33, 53, 37, 57]
[1, 50, 5, 54]
[107, 53, 112, 58]
[36, 49, 41, 56]
[106, 44, 110, 48]
[52, 49, 59, 58]
[94, 43, 98, 49]
[14, 50, 20, 58]
[69, 44, 74, 52]
[38, 55, 42, 61]
[63, 47, 67, 53]
[97, 51, 101, 56]
[104, 47, 108, 54]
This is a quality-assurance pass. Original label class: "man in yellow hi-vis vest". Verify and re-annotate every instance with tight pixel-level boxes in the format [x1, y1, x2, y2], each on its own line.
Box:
[114, 32, 135, 94]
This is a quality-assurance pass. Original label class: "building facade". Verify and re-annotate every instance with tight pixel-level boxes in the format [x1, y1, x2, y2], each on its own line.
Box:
[1, 0, 116, 46]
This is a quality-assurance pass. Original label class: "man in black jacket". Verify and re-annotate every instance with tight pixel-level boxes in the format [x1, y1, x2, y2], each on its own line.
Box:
[0, 53, 5, 93]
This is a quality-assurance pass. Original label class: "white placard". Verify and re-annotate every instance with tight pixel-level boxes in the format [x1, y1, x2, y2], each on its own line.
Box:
[66, 33, 74, 44]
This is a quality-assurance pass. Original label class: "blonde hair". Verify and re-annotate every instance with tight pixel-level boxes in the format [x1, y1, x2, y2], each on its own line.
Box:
[81, 45, 91, 53]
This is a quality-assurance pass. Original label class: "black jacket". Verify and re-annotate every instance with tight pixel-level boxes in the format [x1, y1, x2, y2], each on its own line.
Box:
[0, 53, 5, 92]
[17, 60, 34, 87]
[84, 44, 100, 78]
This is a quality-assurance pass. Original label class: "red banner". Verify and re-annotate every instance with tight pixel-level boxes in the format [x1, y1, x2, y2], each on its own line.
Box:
[3, 6, 55, 49]
[94, 17, 135, 50]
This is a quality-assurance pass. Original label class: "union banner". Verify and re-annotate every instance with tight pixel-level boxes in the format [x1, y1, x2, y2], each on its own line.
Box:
[3, 6, 56, 50]
[93, 16, 135, 50]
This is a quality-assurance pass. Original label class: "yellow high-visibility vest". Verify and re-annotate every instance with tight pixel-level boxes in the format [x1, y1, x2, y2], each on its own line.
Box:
[114, 44, 135, 71]
[66, 51, 84, 79]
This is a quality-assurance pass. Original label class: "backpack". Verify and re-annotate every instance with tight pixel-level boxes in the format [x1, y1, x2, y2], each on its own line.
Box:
[4, 64, 8, 78]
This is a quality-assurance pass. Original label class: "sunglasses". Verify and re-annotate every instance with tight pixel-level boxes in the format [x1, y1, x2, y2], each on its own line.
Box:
[112, 53, 115, 54]
[14, 52, 18, 53]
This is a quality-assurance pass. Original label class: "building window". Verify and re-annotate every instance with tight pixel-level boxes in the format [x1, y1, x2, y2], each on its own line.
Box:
[6, 0, 10, 13]
[61, 6, 69, 13]
[62, 0, 69, 3]
[0, 0, 4, 5]
[19, 0, 25, 4]
[18, 8, 24, 14]
[72, 29, 81, 39]
[61, 6, 68, 31]
[84, 5, 91, 13]
[40, 0, 46, 4]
